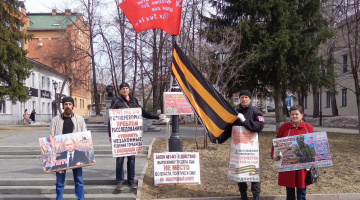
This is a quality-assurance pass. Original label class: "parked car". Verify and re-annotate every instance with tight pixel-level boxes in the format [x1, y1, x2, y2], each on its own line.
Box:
[267, 105, 275, 112]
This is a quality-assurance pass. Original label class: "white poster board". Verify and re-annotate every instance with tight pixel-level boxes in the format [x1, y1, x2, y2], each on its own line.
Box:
[109, 108, 143, 157]
[228, 126, 260, 182]
[154, 152, 201, 186]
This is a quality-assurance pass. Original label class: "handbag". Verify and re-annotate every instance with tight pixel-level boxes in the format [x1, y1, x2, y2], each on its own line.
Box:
[306, 167, 319, 184]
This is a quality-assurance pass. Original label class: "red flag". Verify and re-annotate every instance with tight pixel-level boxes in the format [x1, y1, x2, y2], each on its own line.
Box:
[119, 0, 183, 35]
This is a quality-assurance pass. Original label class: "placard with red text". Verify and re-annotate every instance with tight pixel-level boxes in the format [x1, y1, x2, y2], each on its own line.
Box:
[109, 108, 143, 157]
[228, 126, 260, 182]
[154, 152, 200, 186]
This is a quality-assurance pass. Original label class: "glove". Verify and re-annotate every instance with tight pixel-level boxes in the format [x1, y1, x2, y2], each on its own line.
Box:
[237, 113, 246, 122]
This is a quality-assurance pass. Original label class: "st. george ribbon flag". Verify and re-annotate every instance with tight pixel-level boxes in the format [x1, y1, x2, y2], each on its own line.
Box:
[119, 0, 183, 35]
[171, 42, 238, 144]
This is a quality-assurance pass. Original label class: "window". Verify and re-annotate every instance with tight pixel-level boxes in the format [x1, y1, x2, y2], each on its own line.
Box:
[342, 54, 348, 73]
[48, 103, 51, 114]
[325, 91, 330, 108]
[341, 88, 347, 107]
[47, 78, 50, 90]
[42, 76, 45, 88]
[33, 101, 36, 111]
[0, 100, 5, 114]
[75, 98, 77, 107]
[42, 102, 45, 113]
[303, 95, 307, 109]
[32, 73, 35, 87]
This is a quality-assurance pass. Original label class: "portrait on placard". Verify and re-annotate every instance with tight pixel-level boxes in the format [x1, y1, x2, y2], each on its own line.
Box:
[39, 131, 95, 173]
[163, 92, 193, 115]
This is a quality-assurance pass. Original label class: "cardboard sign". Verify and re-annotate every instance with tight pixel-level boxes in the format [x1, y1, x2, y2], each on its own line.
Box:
[109, 108, 143, 157]
[273, 131, 333, 172]
[39, 131, 95, 173]
[154, 152, 200, 186]
[228, 126, 260, 182]
[163, 92, 193, 115]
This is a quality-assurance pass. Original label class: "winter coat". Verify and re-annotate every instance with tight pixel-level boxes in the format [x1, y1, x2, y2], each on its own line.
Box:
[50, 113, 87, 136]
[271, 121, 314, 188]
[108, 95, 160, 137]
[235, 104, 265, 133]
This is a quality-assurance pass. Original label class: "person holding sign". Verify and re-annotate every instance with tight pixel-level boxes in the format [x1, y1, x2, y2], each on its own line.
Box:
[108, 82, 165, 190]
[50, 96, 87, 200]
[234, 90, 265, 200]
[271, 105, 314, 200]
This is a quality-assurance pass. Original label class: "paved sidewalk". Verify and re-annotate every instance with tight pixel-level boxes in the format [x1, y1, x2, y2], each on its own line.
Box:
[0, 124, 359, 200]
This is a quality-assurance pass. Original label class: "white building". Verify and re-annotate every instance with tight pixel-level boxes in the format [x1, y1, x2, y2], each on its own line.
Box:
[0, 58, 70, 124]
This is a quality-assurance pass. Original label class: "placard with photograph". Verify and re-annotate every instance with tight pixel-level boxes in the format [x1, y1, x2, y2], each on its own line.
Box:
[39, 131, 95, 173]
[163, 92, 193, 115]
[272, 131, 332, 172]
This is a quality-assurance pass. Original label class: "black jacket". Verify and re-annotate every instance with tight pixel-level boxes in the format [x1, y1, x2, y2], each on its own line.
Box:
[235, 104, 265, 133]
[108, 95, 160, 137]
[217, 104, 265, 143]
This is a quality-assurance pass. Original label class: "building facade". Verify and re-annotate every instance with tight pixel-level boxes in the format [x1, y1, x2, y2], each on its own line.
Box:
[24, 9, 91, 116]
[0, 58, 70, 125]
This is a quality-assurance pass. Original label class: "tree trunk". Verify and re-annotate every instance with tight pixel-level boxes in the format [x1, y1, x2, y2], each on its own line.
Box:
[313, 90, 319, 118]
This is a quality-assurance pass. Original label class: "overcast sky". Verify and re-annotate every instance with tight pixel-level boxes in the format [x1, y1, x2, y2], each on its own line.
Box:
[24, 0, 72, 13]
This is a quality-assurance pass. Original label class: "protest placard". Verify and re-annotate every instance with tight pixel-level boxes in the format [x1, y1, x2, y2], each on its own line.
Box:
[109, 108, 143, 157]
[228, 126, 260, 182]
[272, 131, 333, 172]
[39, 131, 95, 173]
[163, 92, 193, 115]
[154, 152, 200, 186]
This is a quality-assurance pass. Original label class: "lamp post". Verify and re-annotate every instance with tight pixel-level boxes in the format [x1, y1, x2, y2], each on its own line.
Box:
[168, 35, 182, 152]
[53, 81, 58, 117]
[217, 50, 227, 97]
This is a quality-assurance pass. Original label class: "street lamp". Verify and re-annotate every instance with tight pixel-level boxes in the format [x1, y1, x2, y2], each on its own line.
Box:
[53, 81, 58, 116]
[217, 50, 227, 97]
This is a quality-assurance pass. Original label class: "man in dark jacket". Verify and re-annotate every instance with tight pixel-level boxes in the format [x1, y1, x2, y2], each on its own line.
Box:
[108, 82, 165, 190]
[235, 90, 265, 200]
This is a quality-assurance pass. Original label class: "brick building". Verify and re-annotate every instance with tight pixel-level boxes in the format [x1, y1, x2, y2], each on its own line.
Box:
[24, 9, 91, 116]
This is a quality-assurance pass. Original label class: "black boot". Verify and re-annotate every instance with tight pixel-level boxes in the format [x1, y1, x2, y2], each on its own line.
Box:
[240, 192, 248, 200]
[252, 194, 259, 200]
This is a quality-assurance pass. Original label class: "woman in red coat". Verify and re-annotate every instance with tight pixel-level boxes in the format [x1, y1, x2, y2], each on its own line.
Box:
[271, 105, 314, 200]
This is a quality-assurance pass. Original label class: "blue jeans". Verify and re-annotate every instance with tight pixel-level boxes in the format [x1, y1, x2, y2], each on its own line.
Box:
[116, 156, 135, 183]
[286, 187, 306, 200]
[56, 168, 84, 200]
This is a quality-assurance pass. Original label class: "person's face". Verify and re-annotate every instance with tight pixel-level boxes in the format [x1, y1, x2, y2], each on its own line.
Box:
[64, 139, 75, 152]
[290, 110, 303, 125]
[240, 95, 251, 107]
[170, 101, 174, 107]
[120, 86, 130, 97]
[63, 102, 74, 116]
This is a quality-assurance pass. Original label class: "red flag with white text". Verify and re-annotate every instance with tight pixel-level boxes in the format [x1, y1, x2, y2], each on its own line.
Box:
[119, 0, 183, 35]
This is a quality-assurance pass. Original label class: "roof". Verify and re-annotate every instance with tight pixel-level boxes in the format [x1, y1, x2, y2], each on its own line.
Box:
[27, 13, 81, 31]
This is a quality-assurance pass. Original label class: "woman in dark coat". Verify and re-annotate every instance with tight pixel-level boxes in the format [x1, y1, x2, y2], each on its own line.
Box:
[30, 109, 36, 122]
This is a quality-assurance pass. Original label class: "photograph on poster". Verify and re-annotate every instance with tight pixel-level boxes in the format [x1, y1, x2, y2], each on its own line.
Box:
[39, 131, 95, 173]
[163, 92, 193, 115]
[272, 131, 332, 172]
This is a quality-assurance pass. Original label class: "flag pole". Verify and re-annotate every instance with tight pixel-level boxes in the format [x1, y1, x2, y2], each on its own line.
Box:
[169, 35, 183, 152]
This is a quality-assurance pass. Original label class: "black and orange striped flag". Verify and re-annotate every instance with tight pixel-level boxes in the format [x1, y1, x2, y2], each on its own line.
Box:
[171, 42, 238, 144]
